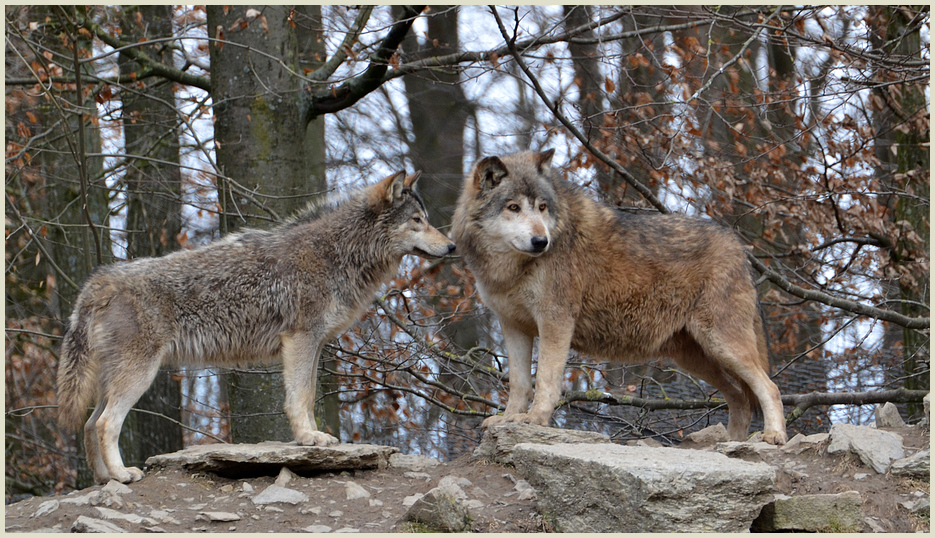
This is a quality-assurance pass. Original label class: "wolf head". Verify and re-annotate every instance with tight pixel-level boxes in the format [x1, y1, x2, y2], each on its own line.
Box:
[457, 149, 557, 257]
[369, 170, 456, 259]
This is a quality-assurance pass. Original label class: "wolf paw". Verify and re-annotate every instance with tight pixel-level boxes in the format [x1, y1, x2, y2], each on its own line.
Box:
[481, 415, 508, 428]
[111, 466, 145, 484]
[761, 430, 788, 445]
[297, 431, 339, 447]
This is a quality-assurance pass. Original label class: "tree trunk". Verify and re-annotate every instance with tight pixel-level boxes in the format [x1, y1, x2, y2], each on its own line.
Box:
[208, 5, 311, 443]
[117, 4, 184, 468]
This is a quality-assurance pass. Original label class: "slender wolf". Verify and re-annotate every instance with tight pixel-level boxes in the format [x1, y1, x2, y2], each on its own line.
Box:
[57, 170, 455, 483]
[451, 149, 788, 445]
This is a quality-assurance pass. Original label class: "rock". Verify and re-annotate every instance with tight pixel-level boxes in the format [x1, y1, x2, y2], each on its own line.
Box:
[402, 471, 430, 480]
[241, 482, 254, 493]
[900, 497, 930, 514]
[198, 512, 241, 522]
[681, 423, 730, 447]
[514, 479, 536, 501]
[94, 506, 157, 527]
[149, 510, 181, 526]
[402, 494, 423, 507]
[401, 486, 473, 532]
[827, 423, 905, 473]
[875, 402, 906, 428]
[304, 524, 332, 532]
[102, 480, 133, 496]
[71, 515, 128, 533]
[864, 517, 886, 533]
[334, 528, 360, 533]
[752, 492, 864, 532]
[328, 510, 344, 518]
[388, 453, 441, 472]
[513, 443, 774, 533]
[345, 481, 370, 500]
[436, 475, 471, 497]
[369, 499, 383, 507]
[30, 500, 59, 518]
[251, 484, 309, 505]
[715, 441, 779, 458]
[274, 466, 299, 487]
[780, 432, 828, 454]
[146, 441, 398, 477]
[890, 449, 930, 479]
[473, 422, 610, 464]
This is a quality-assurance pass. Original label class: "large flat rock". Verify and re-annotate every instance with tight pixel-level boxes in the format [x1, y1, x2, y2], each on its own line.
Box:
[473, 422, 610, 464]
[513, 443, 775, 533]
[145, 442, 398, 478]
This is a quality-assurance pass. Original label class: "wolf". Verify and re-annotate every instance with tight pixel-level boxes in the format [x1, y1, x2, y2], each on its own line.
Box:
[451, 149, 787, 445]
[57, 170, 455, 483]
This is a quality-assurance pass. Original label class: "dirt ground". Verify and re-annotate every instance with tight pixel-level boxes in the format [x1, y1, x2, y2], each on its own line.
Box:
[4, 424, 929, 533]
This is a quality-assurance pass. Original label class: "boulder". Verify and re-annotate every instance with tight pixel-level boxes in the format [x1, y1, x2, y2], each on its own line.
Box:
[473, 422, 610, 464]
[513, 443, 774, 532]
[827, 423, 905, 474]
[890, 449, 930, 480]
[780, 432, 828, 455]
[145, 441, 397, 477]
[875, 402, 906, 428]
[752, 492, 864, 532]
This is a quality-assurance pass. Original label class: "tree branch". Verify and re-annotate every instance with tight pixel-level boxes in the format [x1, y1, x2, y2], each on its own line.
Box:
[304, 6, 424, 120]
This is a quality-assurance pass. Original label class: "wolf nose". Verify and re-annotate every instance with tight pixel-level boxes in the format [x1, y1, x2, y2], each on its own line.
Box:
[446, 243, 456, 254]
[531, 236, 549, 252]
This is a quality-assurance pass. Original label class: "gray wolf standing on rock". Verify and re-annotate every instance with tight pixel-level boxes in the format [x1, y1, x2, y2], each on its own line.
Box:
[451, 149, 787, 445]
[57, 170, 456, 483]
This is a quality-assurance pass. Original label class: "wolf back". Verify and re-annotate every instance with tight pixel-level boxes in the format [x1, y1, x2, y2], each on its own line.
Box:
[451, 149, 787, 445]
[57, 170, 455, 484]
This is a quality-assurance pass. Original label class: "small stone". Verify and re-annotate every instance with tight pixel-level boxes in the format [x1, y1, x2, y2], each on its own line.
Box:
[303, 524, 332, 532]
[329, 510, 344, 518]
[388, 453, 442, 472]
[219, 484, 234, 494]
[403, 472, 431, 480]
[251, 485, 309, 505]
[71, 515, 128, 533]
[334, 528, 360, 533]
[199, 511, 241, 522]
[275, 467, 299, 487]
[264, 506, 284, 512]
[344, 481, 370, 500]
[368, 499, 383, 507]
[103, 480, 133, 496]
[31, 500, 60, 518]
[402, 494, 423, 507]
[853, 473, 869, 481]
[875, 402, 906, 428]
[681, 423, 730, 447]
[242, 482, 254, 493]
[94, 506, 157, 526]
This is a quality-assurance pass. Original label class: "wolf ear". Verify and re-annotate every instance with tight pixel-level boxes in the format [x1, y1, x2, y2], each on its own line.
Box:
[375, 170, 407, 204]
[474, 156, 508, 192]
[403, 170, 421, 190]
[535, 148, 555, 173]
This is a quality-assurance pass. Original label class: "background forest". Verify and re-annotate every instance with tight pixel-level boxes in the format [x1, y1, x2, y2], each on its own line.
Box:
[5, 5, 929, 500]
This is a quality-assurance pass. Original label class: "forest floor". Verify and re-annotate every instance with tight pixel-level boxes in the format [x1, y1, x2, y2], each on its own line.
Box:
[4, 424, 930, 533]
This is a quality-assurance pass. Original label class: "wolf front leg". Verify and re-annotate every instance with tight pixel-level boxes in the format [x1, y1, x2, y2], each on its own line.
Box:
[511, 318, 575, 427]
[482, 321, 535, 428]
[281, 332, 339, 446]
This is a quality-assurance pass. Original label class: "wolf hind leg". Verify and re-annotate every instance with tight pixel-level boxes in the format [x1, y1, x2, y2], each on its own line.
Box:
[83, 398, 109, 484]
[690, 326, 787, 445]
[281, 333, 338, 446]
[672, 351, 753, 441]
[96, 356, 164, 483]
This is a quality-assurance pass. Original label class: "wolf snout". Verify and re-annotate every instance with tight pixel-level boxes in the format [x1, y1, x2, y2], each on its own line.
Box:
[446, 242, 456, 254]
[531, 235, 549, 253]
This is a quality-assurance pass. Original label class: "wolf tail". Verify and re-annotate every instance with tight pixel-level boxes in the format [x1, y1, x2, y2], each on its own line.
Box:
[57, 299, 98, 430]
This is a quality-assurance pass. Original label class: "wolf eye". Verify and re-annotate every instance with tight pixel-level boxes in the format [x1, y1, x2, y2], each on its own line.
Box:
[412, 216, 422, 224]
[507, 203, 520, 212]
[538, 203, 548, 212]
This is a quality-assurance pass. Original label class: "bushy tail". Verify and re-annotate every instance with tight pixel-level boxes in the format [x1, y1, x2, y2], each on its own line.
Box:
[57, 301, 98, 430]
